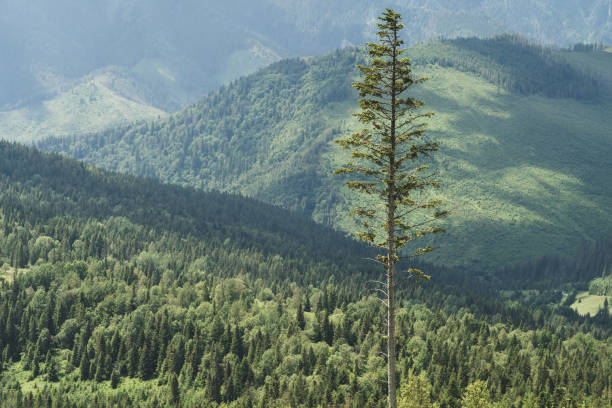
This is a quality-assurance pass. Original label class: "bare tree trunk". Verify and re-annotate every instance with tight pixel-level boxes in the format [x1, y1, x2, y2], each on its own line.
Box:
[387, 25, 398, 408]
[387, 258, 396, 408]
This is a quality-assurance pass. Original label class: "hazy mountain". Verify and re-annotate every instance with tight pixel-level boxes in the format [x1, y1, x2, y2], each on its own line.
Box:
[40, 38, 612, 268]
[1, 0, 611, 142]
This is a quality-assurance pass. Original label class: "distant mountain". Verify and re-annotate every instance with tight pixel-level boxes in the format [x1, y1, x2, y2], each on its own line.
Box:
[40, 38, 612, 268]
[0, 73, 166, 143]
[1, 1, 611, 141]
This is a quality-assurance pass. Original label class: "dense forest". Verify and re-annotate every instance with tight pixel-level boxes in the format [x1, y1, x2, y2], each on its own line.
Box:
[40, 39, 612, 267]
[2, 2, 611, 406]
[409, 35, 605, 100]
[0, 142, 610, 407]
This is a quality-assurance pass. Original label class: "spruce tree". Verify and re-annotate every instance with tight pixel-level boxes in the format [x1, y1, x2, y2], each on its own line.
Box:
[110, 369, 120, 389]
[296, 302, 305, 330]
[335, 8, 447, 408]
[46, 354, 59, 382]
[168, 372, 180, 405]
[79, 352, 89, 380]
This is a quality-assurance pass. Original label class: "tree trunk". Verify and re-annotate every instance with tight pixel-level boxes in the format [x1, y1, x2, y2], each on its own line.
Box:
[387, 258, 396, 408]
[387, 24, 398, 408]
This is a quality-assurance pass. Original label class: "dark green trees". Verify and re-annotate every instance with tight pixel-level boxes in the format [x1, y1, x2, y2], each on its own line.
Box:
[336, 8, 447, 408]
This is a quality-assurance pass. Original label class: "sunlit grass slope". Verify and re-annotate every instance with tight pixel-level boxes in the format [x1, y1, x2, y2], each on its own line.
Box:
[571, 291, 612, 317]
[40, 39, 612, 268]
[0, 80, 166, 143]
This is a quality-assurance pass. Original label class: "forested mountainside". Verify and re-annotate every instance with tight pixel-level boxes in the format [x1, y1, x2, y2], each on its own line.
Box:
[41, 37, 612, 268]
[0, 142, 611, 407]
[2, 0, 611, 141]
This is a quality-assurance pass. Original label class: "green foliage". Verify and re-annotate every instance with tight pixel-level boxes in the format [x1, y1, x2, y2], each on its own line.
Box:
[0, 139, 610, 407]
[398, 370, 437, 408]
[461, 381, 489, 408]
[589, 274, 612, 296]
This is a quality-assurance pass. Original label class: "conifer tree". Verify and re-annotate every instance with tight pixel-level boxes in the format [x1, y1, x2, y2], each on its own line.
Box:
[296, 303, 305, 330]
[46, 353, 59, 382]
[108, 370, 119, 389]
[168, 372, 180, 405]
[79, 352, 89, 380]
[335, 8, 447, 408]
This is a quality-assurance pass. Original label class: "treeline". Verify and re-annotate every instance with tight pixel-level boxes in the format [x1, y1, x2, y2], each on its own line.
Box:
[1, 139, 611, 407]
[570, 42, 608, 52]
[0, 140, 370, 277]
[410, 34, 604, 100]
[590, 276, 612, 296]
[490, 238, 612, 291]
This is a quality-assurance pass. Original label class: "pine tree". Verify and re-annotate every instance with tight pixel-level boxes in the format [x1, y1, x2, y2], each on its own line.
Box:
[110, 369, 120, 389]
[79, 352, 89, 380]
[296, 302, 305, 330]
[46, 353, 59, 382]
[206, 348, 223, 403]
[335, 8, 447, 408]
[168, 372, 180, 405]
[31, 358, 40, 379]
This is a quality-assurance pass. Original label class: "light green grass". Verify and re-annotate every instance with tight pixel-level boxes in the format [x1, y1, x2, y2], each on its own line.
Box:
[571, 291, 612, 316]
[0, 81, 166, 143]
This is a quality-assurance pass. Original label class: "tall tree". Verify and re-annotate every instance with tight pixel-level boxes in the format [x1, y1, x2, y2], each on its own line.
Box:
[335, 8, 447, 408]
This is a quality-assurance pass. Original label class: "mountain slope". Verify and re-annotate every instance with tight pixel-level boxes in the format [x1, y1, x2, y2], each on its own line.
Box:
[0, 143, 610, 408]
[0, 77, 166, 143]
[41, 38, 612, 268]
[0, 141, 371, 274]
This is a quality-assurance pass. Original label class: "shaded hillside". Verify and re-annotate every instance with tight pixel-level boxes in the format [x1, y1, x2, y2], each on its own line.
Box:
[40, 40, 612, 267]
[410, 35, 605, 99]
[0, 141, 370, 273]
[0, 143, 610, 408]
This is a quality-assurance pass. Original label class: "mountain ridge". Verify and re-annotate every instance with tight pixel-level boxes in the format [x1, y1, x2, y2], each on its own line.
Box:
[39, 38, 612, 268]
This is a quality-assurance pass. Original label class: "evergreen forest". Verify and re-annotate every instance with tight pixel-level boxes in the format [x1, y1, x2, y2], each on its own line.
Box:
[0, 141, 610, 407]
[40, 37, 612, 268]
[0, 3, 611, 407]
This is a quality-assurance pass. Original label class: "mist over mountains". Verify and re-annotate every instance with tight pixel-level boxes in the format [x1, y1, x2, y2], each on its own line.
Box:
[2, 0, 611, 112]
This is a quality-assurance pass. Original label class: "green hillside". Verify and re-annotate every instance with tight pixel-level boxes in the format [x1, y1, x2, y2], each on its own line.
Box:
[0, 78, 166, 143]
[41, 37, 612, 268]
[0, 142, 610, 407]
